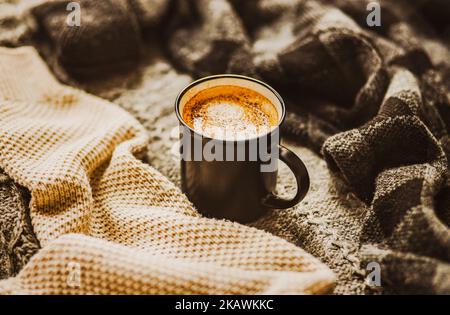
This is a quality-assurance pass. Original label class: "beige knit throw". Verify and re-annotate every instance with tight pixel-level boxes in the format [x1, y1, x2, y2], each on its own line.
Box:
[0, 46, 334, 294]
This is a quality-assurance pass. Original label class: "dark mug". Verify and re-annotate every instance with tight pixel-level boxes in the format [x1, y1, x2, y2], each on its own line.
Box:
[175, 74, 309, 223]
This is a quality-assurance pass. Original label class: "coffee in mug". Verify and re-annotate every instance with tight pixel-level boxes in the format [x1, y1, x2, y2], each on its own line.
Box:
[175, 75, 309, 223]
[182, 85, 279, 141]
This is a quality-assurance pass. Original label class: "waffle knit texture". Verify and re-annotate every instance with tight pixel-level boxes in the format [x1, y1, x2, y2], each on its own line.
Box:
[0, 46, 335, 294]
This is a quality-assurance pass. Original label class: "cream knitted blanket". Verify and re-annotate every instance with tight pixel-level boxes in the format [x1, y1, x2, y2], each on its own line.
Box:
[0, 46, 334, 294]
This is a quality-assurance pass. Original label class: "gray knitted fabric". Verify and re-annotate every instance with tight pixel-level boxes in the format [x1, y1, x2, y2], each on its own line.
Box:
[1, 0, 449, 294]
[0, 169, 40, 280]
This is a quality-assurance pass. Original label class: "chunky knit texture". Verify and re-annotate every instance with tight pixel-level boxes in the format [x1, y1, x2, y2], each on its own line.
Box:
[0, 168, 40, 280]
[0, 46, 334, 294]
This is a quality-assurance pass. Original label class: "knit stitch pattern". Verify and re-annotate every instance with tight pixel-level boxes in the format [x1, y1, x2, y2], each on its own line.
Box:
[0, 46, 334, 294]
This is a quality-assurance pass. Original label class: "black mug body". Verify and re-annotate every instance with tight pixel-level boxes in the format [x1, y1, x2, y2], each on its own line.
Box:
[175, 74, 309, 223]
[180, 127, 278, 223]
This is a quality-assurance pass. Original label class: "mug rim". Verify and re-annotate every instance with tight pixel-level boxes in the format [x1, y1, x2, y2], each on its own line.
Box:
[174, 74, 286, 142]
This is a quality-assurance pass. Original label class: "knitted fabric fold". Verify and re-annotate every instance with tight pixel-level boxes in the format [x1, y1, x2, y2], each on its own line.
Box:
[0, 46, 334, 294]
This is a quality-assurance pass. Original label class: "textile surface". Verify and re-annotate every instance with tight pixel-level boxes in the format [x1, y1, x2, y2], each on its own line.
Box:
[0, 168, 40, 280]
[0, 0, 449, 294]
[0, 46, 334, 294]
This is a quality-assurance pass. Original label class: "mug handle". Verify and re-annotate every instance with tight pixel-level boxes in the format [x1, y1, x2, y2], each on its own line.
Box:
[262, 144, 310, 209]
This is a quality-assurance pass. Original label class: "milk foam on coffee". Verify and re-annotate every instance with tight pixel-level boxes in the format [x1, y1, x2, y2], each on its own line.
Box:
[183, 85, 279, 140]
